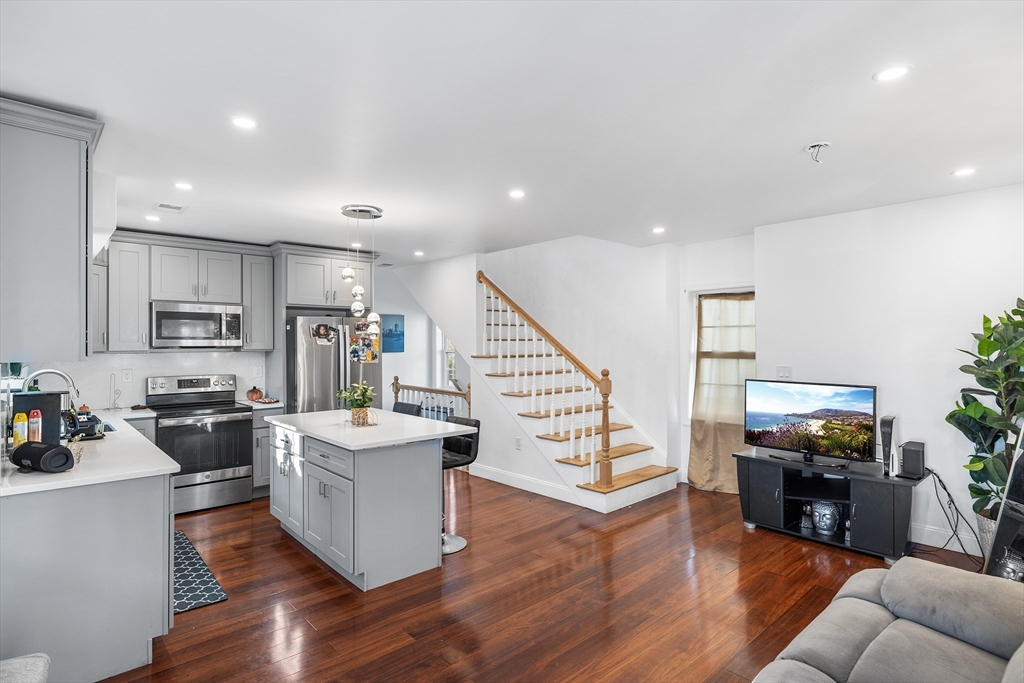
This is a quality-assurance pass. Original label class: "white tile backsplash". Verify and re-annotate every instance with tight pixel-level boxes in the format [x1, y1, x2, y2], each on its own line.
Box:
[12, 350, 269, 409]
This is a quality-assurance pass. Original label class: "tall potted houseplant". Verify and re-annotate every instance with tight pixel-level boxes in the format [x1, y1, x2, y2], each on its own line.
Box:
[946, 298, 1024, 554]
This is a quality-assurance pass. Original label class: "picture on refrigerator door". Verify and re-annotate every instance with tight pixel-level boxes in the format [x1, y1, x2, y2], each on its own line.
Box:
[349, 321, 380, 363]
[310, 323, 338, 345]
[381, 314, 405, 353]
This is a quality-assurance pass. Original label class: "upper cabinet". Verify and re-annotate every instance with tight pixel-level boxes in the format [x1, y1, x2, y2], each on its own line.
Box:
[242, 255, 274, 350]
[285, 254, 372, 309]
[89, 264, 108, 355]
[0, 98, 103, 362]
[107, 242, 150, 352]
[151, 246, 241, 303]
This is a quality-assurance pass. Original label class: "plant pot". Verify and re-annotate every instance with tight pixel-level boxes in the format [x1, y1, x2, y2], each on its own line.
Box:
[976, 512, 997, 558]
[351, 407, 371, 426]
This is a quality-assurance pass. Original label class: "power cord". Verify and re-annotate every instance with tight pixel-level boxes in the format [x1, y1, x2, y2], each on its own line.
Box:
[916, 467, 985, 571]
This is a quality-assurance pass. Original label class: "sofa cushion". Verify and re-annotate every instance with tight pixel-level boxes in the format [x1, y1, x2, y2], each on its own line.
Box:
[0, 653, 50, 683]
[848, 618, 1008, 683]
[752, 659, 838, 683]
[833, 568, 887, 607]
[775, 597, 895, 683]
[1003, 642, 1024, 683]
[881, 557, 1024, 660]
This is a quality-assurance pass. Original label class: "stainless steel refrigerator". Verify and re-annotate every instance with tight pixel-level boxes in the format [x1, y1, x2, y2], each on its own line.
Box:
[286, 316, 383, 413]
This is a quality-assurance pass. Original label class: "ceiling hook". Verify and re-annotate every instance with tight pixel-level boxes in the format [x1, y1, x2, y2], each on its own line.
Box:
[804, 142, 831, 164]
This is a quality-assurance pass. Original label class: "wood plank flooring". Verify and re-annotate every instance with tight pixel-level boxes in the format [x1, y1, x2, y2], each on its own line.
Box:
[105, 472, 978, 683]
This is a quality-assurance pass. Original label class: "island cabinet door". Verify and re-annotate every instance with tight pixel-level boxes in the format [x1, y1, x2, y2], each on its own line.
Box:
[324, 469, 354, 574]
[270, 446, 288, 523]
[304, 464, 329, 551]
[285, 454, 304, 536]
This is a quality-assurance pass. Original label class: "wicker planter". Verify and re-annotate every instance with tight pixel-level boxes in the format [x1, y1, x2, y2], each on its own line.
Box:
[351, 407, 372, 426]
[977, 512, 997, 558]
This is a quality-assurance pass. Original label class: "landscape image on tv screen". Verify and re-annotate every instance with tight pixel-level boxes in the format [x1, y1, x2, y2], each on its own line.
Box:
[745, 381, 875, 461]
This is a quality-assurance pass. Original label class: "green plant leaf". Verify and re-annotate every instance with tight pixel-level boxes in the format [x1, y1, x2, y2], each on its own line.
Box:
[968, 483, 989, 498]
[964, 461, 986, 471]
[961, 387, 997, 397]
[965, 401, 986, 419]
[988, 457, 1009, 486]
[973, 496, 993, 514]
[977, 338, 999, 357]
[983, 315, 993, 336]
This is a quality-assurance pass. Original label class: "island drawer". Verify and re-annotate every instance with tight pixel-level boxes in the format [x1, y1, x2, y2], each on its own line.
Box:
[270, 426, 301, 454]
[304, 437, 354, 480]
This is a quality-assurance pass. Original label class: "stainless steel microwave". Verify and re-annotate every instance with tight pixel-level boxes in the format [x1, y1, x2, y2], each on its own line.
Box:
[151, 302, 243, 348]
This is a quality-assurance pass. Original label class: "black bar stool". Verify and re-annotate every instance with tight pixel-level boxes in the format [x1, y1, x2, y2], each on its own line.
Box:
[441, 415, 480, 555]
[392, 401, 422, 416]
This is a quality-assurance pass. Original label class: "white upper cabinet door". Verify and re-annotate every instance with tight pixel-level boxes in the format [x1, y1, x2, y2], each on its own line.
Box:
[286, 255, 333, 306]
[242, 254, 274, 350]
[150, 246, 198, 301]
[107, 242, 150, 351]
[199, 250, 242, 303]
[331, 260, 371, 309]
[89, 264, 108, 355]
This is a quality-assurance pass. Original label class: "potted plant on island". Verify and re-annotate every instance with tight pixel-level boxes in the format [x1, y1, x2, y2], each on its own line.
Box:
[946, 298, 1024, 555]
[338, 382, 376, 426]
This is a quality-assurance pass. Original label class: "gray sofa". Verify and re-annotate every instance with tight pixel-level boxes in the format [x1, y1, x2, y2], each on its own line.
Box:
[754, 557, 1024, 683]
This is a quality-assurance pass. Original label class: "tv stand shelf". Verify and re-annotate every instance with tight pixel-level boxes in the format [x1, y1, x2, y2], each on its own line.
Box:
[733, 447, 930, 562]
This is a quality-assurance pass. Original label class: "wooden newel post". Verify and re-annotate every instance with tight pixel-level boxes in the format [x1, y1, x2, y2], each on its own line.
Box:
[466, 383, 472, 418]
[392, 376, 400, 404]
[598, 368, 613, 487]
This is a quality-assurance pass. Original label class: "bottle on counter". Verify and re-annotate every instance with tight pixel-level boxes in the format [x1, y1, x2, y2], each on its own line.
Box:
[12, 412, 28, 448]
[28, 409, 42, 442]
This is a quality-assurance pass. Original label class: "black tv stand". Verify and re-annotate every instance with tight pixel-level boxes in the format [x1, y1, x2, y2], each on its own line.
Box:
[767, 452, 849, 470]
[734, 447, 929, 562]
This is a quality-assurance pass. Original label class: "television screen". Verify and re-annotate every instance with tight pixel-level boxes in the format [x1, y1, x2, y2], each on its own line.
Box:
[744, 380, 876, 461]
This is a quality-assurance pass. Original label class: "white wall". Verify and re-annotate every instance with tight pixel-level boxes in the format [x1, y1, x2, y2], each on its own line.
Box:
[394, 253, 481, 358]
[373, 268, 433, 409]
[754, 184, 1024, 554]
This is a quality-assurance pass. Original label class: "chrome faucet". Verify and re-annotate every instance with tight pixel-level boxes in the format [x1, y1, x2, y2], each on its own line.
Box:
[21, 369, 81, 399]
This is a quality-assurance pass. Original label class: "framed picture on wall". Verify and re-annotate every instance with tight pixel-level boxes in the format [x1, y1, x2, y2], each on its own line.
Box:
[381, 314, 405, 353]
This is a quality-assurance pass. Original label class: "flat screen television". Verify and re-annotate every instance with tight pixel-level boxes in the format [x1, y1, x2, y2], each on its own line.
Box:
[744, 379, 876, 463]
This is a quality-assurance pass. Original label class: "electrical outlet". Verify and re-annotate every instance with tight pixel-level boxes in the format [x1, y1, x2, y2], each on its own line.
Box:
[776, 365, 793, 380]
[121, 369, 133, 383]
[515, 436, 522, 450]
[254, 366, 264, 378]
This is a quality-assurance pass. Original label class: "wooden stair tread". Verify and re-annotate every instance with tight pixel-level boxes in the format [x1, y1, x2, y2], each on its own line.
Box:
[519, 404, 610, 418]
[502, 386, 585, 397]
[472, 353, 563, 359]
[555, 443, 653, 467]
[577, 465, 679, 494]
[485, 369, 569, 377]
[538, 422, 631, 442]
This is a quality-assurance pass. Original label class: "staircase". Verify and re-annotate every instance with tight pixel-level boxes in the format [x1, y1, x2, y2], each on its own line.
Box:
[472, 270, 677, 513]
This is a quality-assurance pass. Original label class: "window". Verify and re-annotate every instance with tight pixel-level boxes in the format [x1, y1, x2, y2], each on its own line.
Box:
[434, 325, 459, 388]
[688, 292, 755, 493]
[444, 337, 457, 387]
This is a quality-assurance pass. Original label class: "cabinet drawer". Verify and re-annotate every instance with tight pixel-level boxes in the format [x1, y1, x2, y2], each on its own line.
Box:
[253, 408, 284, 429]
[270, 426, 301, 454]
[304, 437, 354, 480]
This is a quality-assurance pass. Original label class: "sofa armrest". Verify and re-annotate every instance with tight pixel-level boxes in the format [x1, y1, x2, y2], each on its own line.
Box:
[753, 660, 837, 683]
[834, 567, 887, 607]
[881, 556, 1024, 660]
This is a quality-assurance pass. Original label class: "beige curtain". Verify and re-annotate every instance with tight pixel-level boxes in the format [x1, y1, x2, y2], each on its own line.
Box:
[687, 292, 756, 494]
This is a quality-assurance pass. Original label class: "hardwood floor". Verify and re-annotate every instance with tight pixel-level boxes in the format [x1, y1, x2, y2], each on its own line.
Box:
[106, 472, 978, 683]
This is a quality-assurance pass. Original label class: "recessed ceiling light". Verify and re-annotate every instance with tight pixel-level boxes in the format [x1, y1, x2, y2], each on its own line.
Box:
[145, 215, 160, 222]
[652, 226, 665, 234]
[952, 168, 976, 177]
[509, 189, 525, 199]
[351, 242, 362, 248]
[174, 182, 193, 190]
[872, 65, 912, 82]
[231, 116, 257, 129]
[414, 251, 424, 256]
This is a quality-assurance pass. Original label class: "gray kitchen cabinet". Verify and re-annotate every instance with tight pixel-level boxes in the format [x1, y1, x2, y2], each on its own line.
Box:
[304, 462, 355, 573]
[252, 427, 270, 489]
[269, 442, 288, 521]
[150, 245, 198, 301]
[242, 254, 274, 350]
[0, 98, 102, 363]
[199, 250, 242, 303]
[330, 260, 372, 309]
[90, 264, 108, 354]
[286, 254, 333, 306]
[125, 416, 157, 443]
[107, 242, 151, 351]
[269, 427, 303, 536]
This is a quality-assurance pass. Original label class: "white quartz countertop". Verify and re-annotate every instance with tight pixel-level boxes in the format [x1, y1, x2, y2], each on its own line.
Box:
[0, 409, 180, 497]
[265, 409, 476, 451]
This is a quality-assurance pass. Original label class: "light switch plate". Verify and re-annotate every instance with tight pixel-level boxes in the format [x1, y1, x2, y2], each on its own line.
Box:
[515, 436, 522, 450]
[776, 366, 793, 380]
[254, 366, 264, 378]
[121, 369, 133, 383]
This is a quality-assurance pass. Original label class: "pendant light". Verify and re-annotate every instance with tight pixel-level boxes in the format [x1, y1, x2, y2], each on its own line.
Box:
[340, 204, 382, 319]
[341, 214, 356, 282]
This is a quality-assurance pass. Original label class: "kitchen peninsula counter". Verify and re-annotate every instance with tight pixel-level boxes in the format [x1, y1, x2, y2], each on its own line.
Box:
[265, 409, 477, 590]
[0, 410, 178, 682]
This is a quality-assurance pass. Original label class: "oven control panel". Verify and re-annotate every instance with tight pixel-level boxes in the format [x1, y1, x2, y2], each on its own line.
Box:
[147, 374, 236, 395]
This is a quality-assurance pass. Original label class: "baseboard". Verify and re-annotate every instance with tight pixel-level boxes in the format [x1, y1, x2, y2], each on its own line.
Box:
[468, 463, 579, 507]
[910, 521, 982, 558]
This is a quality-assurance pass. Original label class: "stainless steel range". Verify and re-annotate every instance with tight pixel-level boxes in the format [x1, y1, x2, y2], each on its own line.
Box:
[146, 374, 253, 514]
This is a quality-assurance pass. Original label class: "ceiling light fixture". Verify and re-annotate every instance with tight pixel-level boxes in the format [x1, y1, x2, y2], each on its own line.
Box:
[872, 65, 912, 82]
[351, 242, 362, 248]
[652, 227, 665, 234]
[952, 168, 976, 177]
[341, 204, 382, 320]
[174, 182, 193, 190]
[414, 251, 424, 256]
[509, 189, 525, 199]
[231, 116, 257, 129]
[145, 215, 160, 222]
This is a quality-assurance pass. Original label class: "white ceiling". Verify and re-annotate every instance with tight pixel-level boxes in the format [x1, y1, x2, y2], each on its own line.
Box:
[1, 2, 1021, 266]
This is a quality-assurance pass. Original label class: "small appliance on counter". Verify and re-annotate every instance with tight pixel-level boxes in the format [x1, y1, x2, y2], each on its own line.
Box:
[10, 442, 74, 473]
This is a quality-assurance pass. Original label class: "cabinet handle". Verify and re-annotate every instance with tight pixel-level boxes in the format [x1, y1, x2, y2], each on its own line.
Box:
[852, 503, 857, 520]
[775, 488, 780, 503]
[245, 333, 250, 344]
[142, 332, 147, 344]
[204, 285, 208, 296]
[324, 485, 329, 498]
[333, 290, 337, 303]
[319, 453, 328, 459]
[325, 290, 330, 303]
[102, 332, 106, 344]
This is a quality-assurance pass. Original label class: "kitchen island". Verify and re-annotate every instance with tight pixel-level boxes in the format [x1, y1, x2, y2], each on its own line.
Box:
[265, 409, 477, 590]
[0, 411, 179, 683]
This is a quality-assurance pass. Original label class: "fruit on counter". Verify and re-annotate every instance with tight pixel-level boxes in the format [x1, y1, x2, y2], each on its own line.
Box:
[247, 386, 264, 401]
[78, 404, 90, 411]
[130, 404, 147, 410]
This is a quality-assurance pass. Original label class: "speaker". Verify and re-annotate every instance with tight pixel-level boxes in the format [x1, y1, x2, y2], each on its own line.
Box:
[899, 441, 925, 480]
[880, 415, 896, 476]
[9, 442, 74, 473]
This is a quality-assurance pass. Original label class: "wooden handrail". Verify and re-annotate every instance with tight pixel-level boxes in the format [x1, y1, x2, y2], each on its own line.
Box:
[477, 270, 602, 385]
[392, 377, 472, 416]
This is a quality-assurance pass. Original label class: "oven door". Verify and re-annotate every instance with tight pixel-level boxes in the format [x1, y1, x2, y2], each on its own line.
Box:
[157, 412, 253, 486]
[151, 303, 243, 348]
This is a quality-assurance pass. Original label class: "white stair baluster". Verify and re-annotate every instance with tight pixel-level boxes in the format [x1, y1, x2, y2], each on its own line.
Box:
[490, 295, 496, 358]
[549, 343, 557, 436]
[496, 300, 503, 373]
[568, 365, 576, 459]
[481, 289, 487, 355]
[582, 378, 589, 463]
[531, 327, 538, 414]
[559, 355, 567, 436]
[513, 312, 520, 393]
